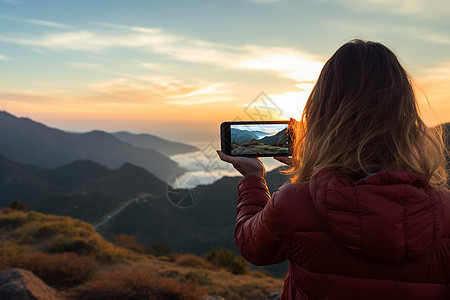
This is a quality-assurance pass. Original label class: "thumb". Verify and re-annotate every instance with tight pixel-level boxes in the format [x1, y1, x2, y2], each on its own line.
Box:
[217, 150, 235, 164]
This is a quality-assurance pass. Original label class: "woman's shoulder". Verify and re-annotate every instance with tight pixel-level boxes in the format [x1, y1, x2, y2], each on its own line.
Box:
[271, 181, 325, 231]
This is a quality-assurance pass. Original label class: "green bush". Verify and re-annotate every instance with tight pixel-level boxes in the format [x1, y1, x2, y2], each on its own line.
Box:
[8, 199, 27, 211]
[205, 247, 248, 275]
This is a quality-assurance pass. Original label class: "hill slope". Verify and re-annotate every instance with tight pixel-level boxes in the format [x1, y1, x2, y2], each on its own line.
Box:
[0, 155, 64, 205]
[0, 156, 168, 223]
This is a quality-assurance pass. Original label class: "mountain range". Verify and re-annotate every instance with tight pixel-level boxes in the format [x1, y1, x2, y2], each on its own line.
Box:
[0, 111, 196, 182]
[257, 128, 288, 146]
[230, 128, 268, 143]
[113, 131, 199, 156]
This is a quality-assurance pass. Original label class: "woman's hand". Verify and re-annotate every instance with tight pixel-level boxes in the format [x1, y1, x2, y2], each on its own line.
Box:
[216, 150, 266, 178]
[273, 117, 297, 167]
[273, 156, 292, 166]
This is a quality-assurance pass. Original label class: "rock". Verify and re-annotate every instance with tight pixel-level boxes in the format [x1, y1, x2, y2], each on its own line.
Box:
[201, 296, 226, 300]
[0, 268, 66, 300]
[269, 290, 282, 300]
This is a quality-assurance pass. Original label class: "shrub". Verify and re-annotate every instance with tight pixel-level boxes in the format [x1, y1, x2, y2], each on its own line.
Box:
[68, 268, 205, 300]
[111, 233, 145, 253]
[31, 222, 62, 239]
[205, 247, 248, 275]
[183, 271, 212, 285]
[146, 242, 172, 256]
[0, 241, 27, 257]
[1, 252, 99, 289]
[174, 253, 212, 269]
[0, 211, 28, 229]
[47, 236, 96, 256]
[157, 255, 173, 262]
[46, 235, 139, 263]
[8, 199, 27, 211]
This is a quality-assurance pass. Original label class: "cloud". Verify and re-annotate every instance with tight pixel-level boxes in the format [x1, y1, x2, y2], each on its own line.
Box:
[84, 76, 235, 107]
[0, 24, 325, 84]
[0, 54, 9, 60]
[236, 45, 324, 82]
[0, 14, 73, 29]
[322, 0, 450, 17]
[88, 77, 198, 102]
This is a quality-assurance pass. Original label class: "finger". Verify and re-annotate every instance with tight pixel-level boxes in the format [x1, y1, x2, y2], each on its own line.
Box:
[216, 150, 235, 164]
[274, 156, 292, 166]
[274, 156, 288, 163]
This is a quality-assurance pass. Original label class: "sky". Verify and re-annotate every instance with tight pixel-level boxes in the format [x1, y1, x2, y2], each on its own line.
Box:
[0, 0, 449, 145]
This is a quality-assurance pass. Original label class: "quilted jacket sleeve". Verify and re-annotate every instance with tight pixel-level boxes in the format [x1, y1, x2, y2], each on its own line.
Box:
[235, 175, 291, 266]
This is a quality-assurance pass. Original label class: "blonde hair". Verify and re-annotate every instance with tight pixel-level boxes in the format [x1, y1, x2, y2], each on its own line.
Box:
[283, 40, 448, 188]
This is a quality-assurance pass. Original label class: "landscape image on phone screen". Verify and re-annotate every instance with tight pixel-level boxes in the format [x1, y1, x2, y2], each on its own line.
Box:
[230, 124, 290, 155]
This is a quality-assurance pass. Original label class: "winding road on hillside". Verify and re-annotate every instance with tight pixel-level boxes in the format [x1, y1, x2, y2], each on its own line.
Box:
[93, 193, 154, 229]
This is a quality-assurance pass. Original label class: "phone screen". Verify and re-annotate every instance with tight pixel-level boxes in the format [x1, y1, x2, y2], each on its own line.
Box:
[229, 123, 290, 156]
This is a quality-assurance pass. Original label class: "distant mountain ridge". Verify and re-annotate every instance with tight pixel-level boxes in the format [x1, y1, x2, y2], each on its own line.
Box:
[257, 128, 288, 146]
[113, 131, 199, 156]
[0, 155, 168, 223]
[0, 111, 185, 183]
[230, 128, 268, 143]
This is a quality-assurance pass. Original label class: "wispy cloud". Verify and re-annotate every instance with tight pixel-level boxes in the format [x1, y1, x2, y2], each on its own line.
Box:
[0, 23, 324, 84]
[0, 54, 9, 60]
[0, 14, 73, 29]
[0, 90, 58, 104]
[323, 0, 450, 17]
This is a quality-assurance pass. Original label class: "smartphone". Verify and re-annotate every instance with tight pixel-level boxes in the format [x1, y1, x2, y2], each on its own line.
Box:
[220, 120, 292, 157]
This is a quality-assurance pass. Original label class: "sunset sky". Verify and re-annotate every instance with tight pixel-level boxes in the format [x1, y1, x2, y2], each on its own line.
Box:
[1, 0, 449, 144]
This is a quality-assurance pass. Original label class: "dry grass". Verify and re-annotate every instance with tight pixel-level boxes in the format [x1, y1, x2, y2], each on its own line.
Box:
[68, 267, 205, 300]
[0, 252, 99, 289]
[128, 259, 284, 300]
[174, 253, 213, 269]
[0, 209, 143, 262]
[0, 208, 284, 299]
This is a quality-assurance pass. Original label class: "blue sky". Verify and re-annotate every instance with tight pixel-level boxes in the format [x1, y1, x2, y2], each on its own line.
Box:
[0, 0, 449, 143]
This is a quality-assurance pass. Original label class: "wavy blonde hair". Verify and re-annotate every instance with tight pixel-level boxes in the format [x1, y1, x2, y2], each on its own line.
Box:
[283, 39, 448, 188]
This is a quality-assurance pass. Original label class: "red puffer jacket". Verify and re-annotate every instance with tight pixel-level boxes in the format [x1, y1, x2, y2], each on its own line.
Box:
[235, 169, 450, 299]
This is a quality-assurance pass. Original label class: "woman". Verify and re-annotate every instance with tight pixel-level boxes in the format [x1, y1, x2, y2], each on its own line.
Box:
[217, 39, 450, 299]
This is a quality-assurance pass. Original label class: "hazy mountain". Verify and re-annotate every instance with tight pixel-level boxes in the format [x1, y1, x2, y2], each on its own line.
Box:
[113, 131, 199, 156]
[0, 155, 64, 206]
[19, 160, 168, 223]
[74, 162, 166, 198]
[230, 128, 268, 144]
[22, 159, 111, 190]
[0, 111, 185, 182]
[257, 128, 288, 146]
